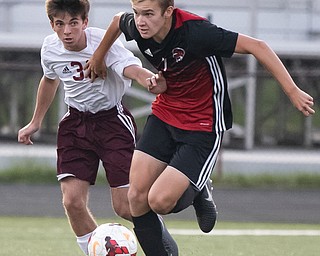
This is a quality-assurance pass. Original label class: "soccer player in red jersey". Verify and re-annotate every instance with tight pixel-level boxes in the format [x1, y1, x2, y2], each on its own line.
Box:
[86, 0, 315, 255]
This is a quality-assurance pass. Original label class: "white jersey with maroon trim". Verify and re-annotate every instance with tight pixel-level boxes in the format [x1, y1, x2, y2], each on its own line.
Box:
[41, 27, 142, 113]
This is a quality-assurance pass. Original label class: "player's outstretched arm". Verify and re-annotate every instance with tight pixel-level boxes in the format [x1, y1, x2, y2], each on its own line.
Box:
[235, 34, 315, 117]
[124, 65, 167, 94]
[18, 76, 60, 145]
[85, 12, 124, 81]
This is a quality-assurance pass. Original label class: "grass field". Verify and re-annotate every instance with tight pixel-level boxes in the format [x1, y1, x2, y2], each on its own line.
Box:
[1, 216, 319, 256]
[1, 165, 320, 255]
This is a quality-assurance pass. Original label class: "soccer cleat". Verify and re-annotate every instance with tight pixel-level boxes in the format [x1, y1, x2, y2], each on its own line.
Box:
[193, 179, 218, 233]
[158, 215, 179, 256]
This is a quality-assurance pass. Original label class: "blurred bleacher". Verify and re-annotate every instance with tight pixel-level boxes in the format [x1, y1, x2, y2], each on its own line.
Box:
[1, 0, 320, 47]
[0, 0, 319, 150]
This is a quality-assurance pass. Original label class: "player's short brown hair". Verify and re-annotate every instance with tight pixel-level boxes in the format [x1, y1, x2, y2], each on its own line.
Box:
[130, 0, 174, 14]
[45, 0, 90, 22]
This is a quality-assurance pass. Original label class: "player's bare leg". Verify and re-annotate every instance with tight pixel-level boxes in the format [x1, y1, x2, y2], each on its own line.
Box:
[60, 177, 97, 255]
[128, 151, 178, 256]
[148, 166, 190, 215]
[110, 186, 132, 221]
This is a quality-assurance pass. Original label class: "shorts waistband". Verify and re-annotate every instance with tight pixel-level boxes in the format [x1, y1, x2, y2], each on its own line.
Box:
[68, 106, 119, 119]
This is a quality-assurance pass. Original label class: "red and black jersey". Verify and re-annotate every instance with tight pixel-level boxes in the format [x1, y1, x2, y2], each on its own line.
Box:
[120, 8, 238, 132]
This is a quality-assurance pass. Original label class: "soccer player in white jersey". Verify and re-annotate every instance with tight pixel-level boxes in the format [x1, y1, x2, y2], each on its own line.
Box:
[17, 0, 168, 255]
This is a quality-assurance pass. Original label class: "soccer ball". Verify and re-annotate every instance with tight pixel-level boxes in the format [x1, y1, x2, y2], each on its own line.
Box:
[88, 223, 137, 256]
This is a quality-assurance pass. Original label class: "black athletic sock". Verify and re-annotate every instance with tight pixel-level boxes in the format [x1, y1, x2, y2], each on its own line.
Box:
[170, 184, 199, 213]
[132, 210, 168, 256]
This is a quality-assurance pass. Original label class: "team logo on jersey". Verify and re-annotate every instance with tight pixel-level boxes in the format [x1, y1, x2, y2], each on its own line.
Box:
[172, 47, 185, 63]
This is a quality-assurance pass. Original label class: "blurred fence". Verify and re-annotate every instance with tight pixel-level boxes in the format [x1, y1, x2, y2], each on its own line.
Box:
[0, 0, 320, 149]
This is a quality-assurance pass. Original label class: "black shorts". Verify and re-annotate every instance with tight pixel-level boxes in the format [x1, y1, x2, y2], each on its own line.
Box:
[56, 106, 136, 187]
[136, 115, 223, 191]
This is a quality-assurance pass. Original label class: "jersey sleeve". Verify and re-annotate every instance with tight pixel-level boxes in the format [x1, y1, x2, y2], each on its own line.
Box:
[119, 12, 140, 41]
[187, 20, 238, 58]
[105, 39, 142, 80]
[40, 37, 58, 80]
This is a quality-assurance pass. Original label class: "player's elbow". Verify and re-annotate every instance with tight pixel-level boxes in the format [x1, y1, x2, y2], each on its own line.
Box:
[255, 39, 270, 52]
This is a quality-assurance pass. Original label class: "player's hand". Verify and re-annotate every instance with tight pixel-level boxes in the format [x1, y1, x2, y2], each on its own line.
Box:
[147, 71, 167, 94]
[288, 87, 315, 117]
[84, 56, 107, 82]
[17, 124, 39, 145]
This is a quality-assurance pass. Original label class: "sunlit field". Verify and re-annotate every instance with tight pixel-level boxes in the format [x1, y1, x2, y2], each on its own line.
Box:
[1, 216, 319, 256]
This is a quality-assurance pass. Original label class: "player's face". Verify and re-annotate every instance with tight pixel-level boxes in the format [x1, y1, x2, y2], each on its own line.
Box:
[51, 12, 88, 51]
[132, 0, 173, 43]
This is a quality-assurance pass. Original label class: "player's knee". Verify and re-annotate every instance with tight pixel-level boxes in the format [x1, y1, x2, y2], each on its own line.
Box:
[128, 186, 147, 207]
[62, 194, 86, 214]
[148, 193, 175, 215]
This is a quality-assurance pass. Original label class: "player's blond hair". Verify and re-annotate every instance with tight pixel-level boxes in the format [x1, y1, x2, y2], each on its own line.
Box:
[130, 0, 174, 14]
[45, 0, 90, 22]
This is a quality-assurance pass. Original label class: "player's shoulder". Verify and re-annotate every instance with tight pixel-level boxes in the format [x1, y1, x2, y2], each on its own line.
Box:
[42, 33, 60, 49]
[174, 8, 207, 29]
[85, 27, 106, 39]
[85, 27, 108, 49]
[41, 33, 62, 59]
[85, 27, 126, 52]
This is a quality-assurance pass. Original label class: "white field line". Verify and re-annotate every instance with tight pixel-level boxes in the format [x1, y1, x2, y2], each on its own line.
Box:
[169, 229, 320, 236]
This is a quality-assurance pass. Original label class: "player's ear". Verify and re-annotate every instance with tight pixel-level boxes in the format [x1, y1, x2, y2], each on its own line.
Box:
[164, 6, 174, 19]
[84, 17, 89, 29]
[50, 20, 54, 30]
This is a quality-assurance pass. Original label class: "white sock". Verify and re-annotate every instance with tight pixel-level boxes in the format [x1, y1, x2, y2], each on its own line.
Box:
[76, 232, 93, 255]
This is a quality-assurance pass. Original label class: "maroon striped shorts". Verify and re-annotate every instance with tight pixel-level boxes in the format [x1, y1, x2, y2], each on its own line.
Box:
[56, 105, 136, 187]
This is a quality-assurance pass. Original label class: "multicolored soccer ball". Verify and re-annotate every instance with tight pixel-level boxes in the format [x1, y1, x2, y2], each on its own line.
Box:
[88, 223, 137, 256]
